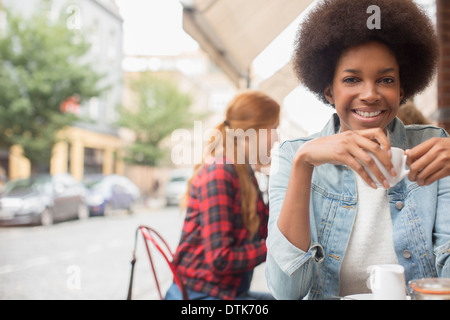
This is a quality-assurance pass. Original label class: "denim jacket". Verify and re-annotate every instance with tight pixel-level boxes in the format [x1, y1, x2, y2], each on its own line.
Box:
[266, 114, 450, 300]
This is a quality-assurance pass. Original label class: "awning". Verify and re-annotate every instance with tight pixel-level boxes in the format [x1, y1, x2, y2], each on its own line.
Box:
[181, 0, 313, 90]
[257, 61, 298, 104]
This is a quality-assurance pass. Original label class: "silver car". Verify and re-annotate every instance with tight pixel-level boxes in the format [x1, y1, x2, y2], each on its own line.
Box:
[0, 174, 88, 226]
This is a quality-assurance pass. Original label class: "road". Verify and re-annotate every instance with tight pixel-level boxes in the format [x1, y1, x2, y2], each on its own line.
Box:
[0, 205, 268, 300]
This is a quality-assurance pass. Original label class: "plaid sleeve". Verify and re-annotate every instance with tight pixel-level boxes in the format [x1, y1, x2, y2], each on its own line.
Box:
[198, 162, 267, 275]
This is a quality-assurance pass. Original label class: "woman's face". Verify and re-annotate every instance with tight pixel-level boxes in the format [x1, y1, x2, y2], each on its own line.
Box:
[324, 41, 404, 132]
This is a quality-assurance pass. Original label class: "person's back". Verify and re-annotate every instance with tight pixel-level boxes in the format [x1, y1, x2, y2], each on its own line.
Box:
[166, 90, 280, 300]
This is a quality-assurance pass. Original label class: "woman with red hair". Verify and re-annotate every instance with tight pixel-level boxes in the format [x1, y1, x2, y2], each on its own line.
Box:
[166, 90, 280, 300]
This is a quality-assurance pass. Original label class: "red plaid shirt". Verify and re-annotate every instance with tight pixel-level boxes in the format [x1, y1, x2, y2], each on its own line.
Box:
[172, 159, 269, 300]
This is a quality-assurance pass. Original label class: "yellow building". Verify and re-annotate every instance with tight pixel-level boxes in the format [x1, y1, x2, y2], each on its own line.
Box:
[8, 125, 124, 181]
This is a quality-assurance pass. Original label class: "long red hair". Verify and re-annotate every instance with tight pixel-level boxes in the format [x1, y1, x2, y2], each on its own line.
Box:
[181, 90, 280, 238]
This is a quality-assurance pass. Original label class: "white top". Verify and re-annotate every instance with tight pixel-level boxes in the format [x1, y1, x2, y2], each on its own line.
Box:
[339, 174, 399, 296]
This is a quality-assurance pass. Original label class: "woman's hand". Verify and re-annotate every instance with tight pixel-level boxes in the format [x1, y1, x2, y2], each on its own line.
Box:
[406, 137, 450, 186]
[295, 128, 394, 188]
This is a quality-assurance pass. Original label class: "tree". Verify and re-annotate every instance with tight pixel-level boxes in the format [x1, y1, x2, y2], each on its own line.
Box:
[0, 5, 105, 169]
[118, 72, 201, 166]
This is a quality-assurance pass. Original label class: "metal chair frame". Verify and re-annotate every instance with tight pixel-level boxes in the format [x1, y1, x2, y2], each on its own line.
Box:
[127, 225, 189, 300]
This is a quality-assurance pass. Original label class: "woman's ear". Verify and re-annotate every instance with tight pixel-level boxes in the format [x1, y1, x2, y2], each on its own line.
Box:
[324, 85, 335, 105]
[400, 88, 405, 103]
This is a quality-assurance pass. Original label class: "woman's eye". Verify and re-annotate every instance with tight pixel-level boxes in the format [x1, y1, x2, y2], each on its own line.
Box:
[380, 78, 395, 84]
[343, 77, 358, 83]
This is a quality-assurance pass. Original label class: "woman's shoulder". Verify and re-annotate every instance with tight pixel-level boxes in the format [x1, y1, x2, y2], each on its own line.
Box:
[403, 124, 449, 147]
[404, 124, 448, 137]
[197, 157, 238, 179]
[277, 132, 318, 156]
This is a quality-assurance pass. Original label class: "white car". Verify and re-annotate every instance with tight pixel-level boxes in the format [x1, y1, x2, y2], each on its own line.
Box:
[164, 169, 192, 206]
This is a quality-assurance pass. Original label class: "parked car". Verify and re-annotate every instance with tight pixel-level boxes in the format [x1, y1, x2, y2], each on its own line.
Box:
[84, 174, 140, 216]
[0, 174, 89, 226]
[164, 168, 192, 206]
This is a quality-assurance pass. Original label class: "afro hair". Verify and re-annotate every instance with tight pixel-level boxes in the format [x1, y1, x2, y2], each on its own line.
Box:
[293, 0, 439, 105]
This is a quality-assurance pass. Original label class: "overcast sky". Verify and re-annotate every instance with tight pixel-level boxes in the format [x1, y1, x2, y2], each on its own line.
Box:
[115, 0, 198, 56]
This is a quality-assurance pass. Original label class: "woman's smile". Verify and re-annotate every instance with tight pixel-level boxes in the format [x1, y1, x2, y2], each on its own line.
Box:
[351, 109, 386, 123]
[353, 109, 383, 118]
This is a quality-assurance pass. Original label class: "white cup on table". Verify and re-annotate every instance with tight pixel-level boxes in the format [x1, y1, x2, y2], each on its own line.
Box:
[367, 264, 407, 300]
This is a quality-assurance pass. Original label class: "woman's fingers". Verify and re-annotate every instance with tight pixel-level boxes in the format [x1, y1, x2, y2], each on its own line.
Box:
[300, 128, 393, 189]
[406, 137, 450, 185]
[346, 148, 385, 188]
[351, 130, 393, 187]
[360, 127, 392, 156]
[338, 129, 393, 188]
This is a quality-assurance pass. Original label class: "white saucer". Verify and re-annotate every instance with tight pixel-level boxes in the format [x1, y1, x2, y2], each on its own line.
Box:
[343, 293, 373, 300]
[343, 293, 411, 300]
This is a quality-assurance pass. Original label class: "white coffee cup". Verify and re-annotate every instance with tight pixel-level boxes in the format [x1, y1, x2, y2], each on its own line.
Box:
[367, 264, 407, 300]
[364, 147, 409, 188]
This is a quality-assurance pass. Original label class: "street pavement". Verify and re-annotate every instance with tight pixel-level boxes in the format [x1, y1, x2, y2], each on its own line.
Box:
[0, 204, 269, 300]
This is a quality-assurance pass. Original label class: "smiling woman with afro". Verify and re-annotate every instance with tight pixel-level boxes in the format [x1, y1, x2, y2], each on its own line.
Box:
[266, 0, 450, 300]
[293, 0, 439, 105]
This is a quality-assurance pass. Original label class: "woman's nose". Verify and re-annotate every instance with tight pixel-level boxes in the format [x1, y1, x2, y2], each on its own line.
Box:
[359, 83, 380, 103]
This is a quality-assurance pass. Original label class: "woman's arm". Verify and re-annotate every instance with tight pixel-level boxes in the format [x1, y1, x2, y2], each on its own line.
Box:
[266, 128, 393, 299]
[277, 152, 314, 251]
[434, 175, 450, 278]
[266, 142, 323, 299]
[407, 131, 450, 277]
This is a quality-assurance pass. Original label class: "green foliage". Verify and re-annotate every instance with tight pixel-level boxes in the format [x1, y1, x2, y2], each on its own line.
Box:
[118, 72, 201, 166]
[0, 5, 105, 166]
